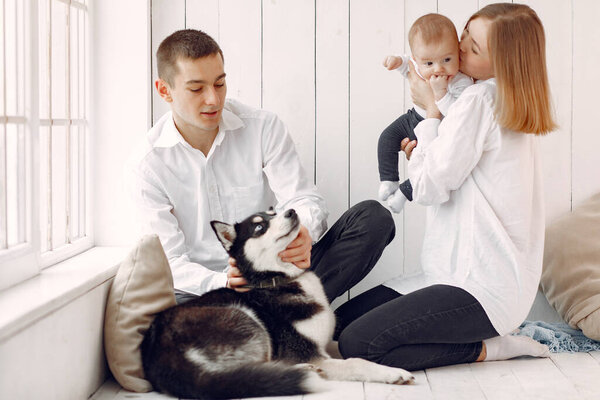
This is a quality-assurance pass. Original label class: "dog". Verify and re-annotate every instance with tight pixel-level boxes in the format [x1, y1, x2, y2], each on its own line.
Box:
[141, 208, 414, 399]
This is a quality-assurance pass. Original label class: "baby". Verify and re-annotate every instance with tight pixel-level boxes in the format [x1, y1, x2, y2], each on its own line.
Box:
[378, 13, 473, 212]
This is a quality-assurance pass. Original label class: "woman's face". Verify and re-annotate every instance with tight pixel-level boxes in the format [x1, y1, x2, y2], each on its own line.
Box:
[459, 17, 494, 80]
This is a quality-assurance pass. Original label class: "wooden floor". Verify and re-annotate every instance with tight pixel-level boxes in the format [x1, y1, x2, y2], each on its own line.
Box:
[91, 351, 600, 400]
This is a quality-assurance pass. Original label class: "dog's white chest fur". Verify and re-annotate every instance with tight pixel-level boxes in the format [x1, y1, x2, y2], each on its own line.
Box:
[293, 272, 335, 353]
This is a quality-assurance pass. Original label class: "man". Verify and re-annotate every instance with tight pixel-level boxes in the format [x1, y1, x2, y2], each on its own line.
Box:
[126, 29, 394, 304]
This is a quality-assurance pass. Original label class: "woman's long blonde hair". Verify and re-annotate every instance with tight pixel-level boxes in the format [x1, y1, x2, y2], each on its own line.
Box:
[467, 3, 557, 135]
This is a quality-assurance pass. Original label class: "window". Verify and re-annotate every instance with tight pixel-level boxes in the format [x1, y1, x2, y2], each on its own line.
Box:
[0, 0, 90, 290]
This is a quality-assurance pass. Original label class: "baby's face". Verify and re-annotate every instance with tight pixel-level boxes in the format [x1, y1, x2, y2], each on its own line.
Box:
[411, 35, 460, 80]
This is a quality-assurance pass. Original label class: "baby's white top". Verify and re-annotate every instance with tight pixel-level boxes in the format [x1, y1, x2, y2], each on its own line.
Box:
[395, 54, 473, 117]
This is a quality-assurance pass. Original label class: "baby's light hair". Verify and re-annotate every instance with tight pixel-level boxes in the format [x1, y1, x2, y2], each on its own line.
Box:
[466, 3, 557, 135]
[408, 13, 459, 50]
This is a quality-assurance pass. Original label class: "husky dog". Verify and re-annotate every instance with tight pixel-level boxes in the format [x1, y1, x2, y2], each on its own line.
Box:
[141, 208, 414, 399]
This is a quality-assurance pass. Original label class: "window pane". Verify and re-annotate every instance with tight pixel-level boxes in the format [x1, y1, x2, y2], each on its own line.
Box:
[51, 0, 67, 119]
[39, 125, 50, 253]
[5, 0, 18, 116]
[0, 2, 5, 115]
[69, 7, 79, 119]
[38, 0, 50, 119]
[0, 124, 6, 248]
[17, 0, 25, 115]
[78, 124, 86, 236]
[69, 125, 79, 239]
[6, 124, 18, 246]
[51, 125, 66, 249]
[79, 9, 86, 119]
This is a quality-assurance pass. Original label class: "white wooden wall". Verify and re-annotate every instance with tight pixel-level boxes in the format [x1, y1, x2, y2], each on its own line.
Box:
[150, 0, 600, 300]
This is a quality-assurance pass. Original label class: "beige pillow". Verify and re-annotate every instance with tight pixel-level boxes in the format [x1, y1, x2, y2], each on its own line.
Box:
[541, 193, 600, 341]
[104, 235, 176, 392]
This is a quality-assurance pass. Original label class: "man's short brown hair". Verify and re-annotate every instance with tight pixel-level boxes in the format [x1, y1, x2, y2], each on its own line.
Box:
[156, 29, 224, 86]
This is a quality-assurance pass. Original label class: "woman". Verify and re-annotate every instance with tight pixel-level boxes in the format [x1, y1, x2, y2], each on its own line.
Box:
[335, 3, 556, 371]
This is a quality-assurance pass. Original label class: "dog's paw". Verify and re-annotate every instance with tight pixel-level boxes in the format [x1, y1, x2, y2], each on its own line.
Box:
[297, 363, 324, 375]
[384, 367, 415, 385]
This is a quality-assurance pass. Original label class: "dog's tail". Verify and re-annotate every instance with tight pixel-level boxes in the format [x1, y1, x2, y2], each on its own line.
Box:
[167, 362, 327, 399]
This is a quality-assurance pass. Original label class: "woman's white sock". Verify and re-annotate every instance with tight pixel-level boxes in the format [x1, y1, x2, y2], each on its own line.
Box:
[484, 335, 550, 361]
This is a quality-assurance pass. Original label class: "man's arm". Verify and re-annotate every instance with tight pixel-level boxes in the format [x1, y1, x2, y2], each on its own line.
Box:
[261, 113, 328, 241]
[260, 113, 328, 267]
[125, 164, 228, 295]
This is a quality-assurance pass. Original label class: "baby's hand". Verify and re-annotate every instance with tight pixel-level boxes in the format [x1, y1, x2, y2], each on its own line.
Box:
[383, 55, 403, 70]
[429, 75, 450, 101]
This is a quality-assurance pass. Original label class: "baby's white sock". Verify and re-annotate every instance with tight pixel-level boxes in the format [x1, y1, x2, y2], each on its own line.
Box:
[387, 189, 408, 213]
[378, 181, 399, 201]
[484, 335, 550, 361]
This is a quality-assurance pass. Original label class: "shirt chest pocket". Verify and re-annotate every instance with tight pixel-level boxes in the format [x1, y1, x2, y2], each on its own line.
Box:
[232, 181, 265, 221]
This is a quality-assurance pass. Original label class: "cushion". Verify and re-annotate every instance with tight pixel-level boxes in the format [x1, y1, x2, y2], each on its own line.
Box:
[541, 192, 600, 341]
[104, 235, 176, 392]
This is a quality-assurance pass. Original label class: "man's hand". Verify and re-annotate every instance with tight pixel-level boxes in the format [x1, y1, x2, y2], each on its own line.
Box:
[279, 224, 312, 269]
[226, 258, 250, 292]
[383, 55, 403, 70]
[429, 75, 450, 101]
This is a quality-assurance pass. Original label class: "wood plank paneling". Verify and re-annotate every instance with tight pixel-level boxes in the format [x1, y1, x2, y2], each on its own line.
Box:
[572, 0, 600, 207]
[149, 0, 600, 305]
[401, 0, 437, 278]
[522, 0, 573, 223]
[315, 0, 349, 224]
[185, 0, 219, 40]
[348, 0, 405, 296]
[218, 0, 262, 109]
[151, 0, 185, 125]
[438, 0, 478, 35]
[550, 353, 600, 398]
[262, 0, 315, 181]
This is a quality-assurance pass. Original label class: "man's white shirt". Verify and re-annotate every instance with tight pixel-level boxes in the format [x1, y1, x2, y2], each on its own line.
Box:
[126, 99, 328, 296]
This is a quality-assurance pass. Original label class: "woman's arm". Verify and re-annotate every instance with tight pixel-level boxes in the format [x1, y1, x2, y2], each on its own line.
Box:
[407, 84, 496, 205]
[401, 63, 440, 161]
[408, 62, 442, 119]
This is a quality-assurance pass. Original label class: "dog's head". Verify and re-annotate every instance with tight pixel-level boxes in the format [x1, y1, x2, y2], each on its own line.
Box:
[210, 208, 303, 280]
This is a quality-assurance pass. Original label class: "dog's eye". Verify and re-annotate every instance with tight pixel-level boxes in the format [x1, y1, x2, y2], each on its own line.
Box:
[254, 225, 263, 233]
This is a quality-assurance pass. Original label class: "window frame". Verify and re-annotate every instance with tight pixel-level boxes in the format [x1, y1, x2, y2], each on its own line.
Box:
[0, 0, 92, 291]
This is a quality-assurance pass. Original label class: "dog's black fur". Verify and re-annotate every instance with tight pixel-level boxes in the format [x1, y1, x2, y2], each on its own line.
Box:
[141, 208, 413, 399]
[141, 209, 327, 399]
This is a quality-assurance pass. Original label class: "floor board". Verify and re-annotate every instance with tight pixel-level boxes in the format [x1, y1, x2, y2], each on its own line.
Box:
[91, 354, 600, 400]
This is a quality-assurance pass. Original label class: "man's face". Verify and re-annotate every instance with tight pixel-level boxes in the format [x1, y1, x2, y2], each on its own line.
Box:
[161, 53, 227, 136]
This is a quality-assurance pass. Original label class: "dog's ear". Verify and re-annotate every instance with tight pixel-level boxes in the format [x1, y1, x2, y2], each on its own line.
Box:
[210, 221, 236, 251]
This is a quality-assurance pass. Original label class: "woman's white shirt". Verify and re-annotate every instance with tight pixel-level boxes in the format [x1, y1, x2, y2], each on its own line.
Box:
[384, 78, 545, 335]
[125, 99, 328, 296]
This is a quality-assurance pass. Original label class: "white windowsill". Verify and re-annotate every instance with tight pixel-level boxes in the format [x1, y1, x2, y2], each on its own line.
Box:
[0, 246, 129, 342]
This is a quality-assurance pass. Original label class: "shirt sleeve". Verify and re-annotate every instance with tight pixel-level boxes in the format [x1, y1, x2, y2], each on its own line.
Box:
[261, 114, 329, 242]
[408, 86, 495, 205]
[436, 73, 474, 116]
[124, 161, 228, 295]
[395, 54, 411, 78]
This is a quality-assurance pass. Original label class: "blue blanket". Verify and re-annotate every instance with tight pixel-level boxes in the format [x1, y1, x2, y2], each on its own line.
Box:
[514, 320, 600, 353]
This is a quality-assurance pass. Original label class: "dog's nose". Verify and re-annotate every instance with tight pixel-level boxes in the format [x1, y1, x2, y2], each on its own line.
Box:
[284, 209, 296, 218]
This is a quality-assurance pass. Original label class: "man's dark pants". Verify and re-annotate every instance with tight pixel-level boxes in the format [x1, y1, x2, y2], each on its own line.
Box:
[175, 200, 395, 304]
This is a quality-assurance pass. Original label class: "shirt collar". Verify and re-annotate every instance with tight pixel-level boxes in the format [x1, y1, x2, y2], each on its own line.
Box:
[153, 105, 245, 149]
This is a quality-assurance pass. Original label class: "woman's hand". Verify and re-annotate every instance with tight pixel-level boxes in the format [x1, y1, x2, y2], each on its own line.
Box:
[408, 62, 441, 119]
[401, 137, 417, 160]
